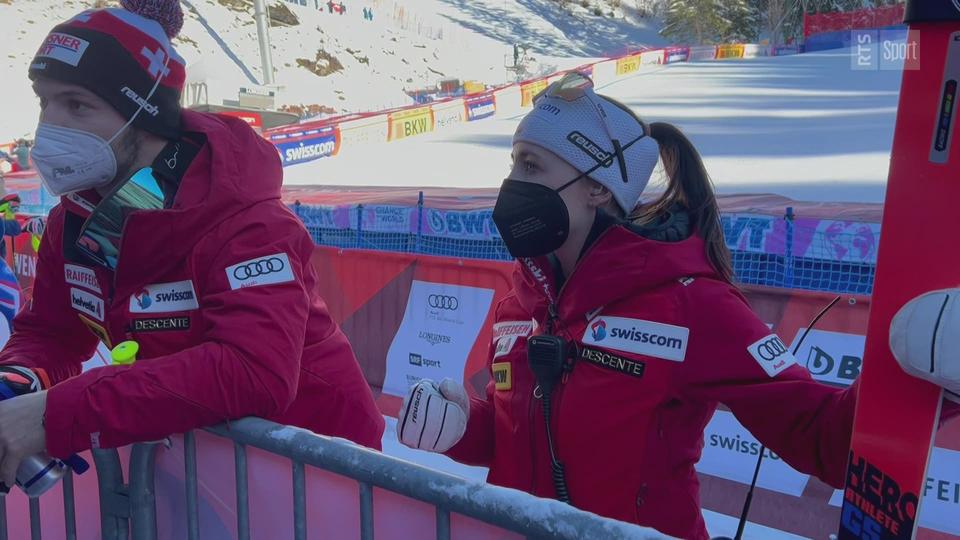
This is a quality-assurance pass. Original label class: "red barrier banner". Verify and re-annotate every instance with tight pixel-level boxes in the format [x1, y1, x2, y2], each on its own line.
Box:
[804, 5, 905, 38]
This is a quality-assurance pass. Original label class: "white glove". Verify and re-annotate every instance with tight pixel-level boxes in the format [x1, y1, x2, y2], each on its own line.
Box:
[396, 378, 469, 453]
[890, 289, 960, 402]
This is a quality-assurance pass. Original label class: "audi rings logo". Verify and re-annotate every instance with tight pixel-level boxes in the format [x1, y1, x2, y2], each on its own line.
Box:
[756, 337, 788, 361]
[233, 257, 286, 281]
[428, 295, 459, 310]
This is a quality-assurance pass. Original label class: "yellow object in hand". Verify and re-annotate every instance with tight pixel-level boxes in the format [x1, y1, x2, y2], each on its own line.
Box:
[111, 341, 139, 365]
[31, 235, 40, 253]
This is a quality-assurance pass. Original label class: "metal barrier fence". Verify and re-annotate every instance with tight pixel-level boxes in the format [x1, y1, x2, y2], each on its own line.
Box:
[293, 200, 879, 296]
[2, 418, 673, 540]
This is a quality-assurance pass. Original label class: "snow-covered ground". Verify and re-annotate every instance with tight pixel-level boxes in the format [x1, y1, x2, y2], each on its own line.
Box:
[0, 0, 664, 141]
[285, 46, 902, 203]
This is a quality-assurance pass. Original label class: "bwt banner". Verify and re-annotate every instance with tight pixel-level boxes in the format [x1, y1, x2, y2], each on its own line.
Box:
[424, 208, 499, 240]
[292, 205, 500, 240]
[271, 126, 340, 166]
[388, 106, 435, 141]
[465, 94, 496, 122]
[616, 54, 641, 75]
[520, 79, 548, 108]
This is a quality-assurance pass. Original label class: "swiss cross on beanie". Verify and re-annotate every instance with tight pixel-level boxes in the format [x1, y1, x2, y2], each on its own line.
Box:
[513, 88, 660, 214]
[28, 0, 186, 139]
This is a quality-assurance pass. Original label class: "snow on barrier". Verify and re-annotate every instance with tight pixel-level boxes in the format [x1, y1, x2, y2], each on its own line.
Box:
[1, 419, 674, 540]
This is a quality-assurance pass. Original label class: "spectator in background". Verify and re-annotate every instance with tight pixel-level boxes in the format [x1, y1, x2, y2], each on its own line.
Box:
[13, 140, 30, 171]
[339, 2, 345, 15]
[0, 195, 22, 262]
[327, 0, 334, 13]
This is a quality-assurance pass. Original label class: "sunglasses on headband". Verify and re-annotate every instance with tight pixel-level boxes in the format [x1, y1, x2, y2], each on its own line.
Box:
[533, 71, 647, 184]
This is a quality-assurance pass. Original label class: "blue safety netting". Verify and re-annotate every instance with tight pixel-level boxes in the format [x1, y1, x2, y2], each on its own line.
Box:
[294, 203, 878, 296]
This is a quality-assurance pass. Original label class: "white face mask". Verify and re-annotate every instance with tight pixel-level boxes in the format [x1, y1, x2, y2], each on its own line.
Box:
[31, 49, 171, 197]
[31, 124, 122, 196]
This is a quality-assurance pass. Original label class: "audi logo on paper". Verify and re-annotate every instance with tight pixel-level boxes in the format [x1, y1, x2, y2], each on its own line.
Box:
[747, 334, 796, 378]
[428, 295, 459, 310]
[233, 257, 286, 280]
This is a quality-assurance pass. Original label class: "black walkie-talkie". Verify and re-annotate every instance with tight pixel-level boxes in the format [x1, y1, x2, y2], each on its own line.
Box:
[527, 334, 572, 503]
[527, 334, 567, 394]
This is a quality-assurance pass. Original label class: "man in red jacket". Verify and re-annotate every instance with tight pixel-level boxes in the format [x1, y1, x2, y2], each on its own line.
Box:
[0, 0, 384, 488]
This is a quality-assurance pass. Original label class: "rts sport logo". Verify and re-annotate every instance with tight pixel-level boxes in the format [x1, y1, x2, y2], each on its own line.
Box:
[591, 319, 607, 341]
[134, 290, 152, 310]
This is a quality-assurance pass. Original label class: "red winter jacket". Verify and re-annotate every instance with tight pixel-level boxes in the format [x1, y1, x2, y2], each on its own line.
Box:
[0, 111, 384, 456]
[446, 216, 860, 539]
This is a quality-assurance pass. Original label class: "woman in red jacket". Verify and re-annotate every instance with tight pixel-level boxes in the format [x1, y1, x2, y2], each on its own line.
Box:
[396, 73, 959, 539]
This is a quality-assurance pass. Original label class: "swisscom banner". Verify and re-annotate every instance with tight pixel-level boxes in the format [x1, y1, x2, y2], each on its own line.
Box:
[382, 280, 494, 396]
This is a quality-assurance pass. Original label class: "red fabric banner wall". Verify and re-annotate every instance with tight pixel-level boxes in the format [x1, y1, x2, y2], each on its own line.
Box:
[804, 5, 905, 38]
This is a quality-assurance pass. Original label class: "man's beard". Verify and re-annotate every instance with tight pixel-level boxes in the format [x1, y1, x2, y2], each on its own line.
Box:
[111, 128, 142, 187]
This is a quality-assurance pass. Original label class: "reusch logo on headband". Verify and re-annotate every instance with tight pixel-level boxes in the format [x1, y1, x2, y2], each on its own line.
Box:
[567, 131, 613, 167]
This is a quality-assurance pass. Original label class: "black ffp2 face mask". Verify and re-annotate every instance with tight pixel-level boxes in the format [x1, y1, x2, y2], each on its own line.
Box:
[492, 176, 582, 258]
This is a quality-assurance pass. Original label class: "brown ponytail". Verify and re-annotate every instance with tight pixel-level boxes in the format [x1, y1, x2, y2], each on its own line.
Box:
[600, 96, 733, 283]
[639, 122, 734, 283]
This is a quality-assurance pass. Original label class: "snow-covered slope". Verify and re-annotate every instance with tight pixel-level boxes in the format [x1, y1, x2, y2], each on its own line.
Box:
[283, 47, 901, 203]
[0, 0, 665, 140]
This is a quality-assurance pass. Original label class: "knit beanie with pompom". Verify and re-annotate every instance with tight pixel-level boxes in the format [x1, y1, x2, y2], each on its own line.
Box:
[28, 0, 187, 139]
